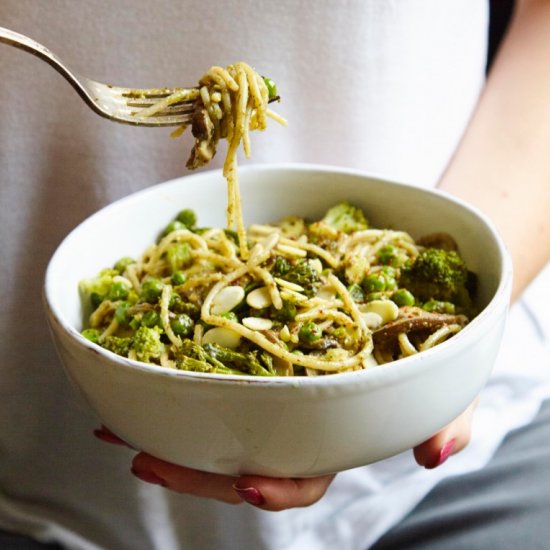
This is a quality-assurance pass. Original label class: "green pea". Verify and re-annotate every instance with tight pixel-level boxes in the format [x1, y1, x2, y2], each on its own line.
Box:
[162, 220, 186, 237]
[362, 273, 386, 293]
[171, 313, 194, 337]
[366, 291, 385, 302]
[115, 301, 131, 325]
[180, 302, 200, 318]
[140, 278, 164, 303]
[379, 266, 398, 290]
[381, 265, 397, 278]
[166, 242, 192, 273]
[263, 77, 278, 100]
[169, 293, 184, 311]
[108, 281, 129, 301]
[391, 289, 415, 307]
[423, 299, 456, 314]
[176, 209, 197, 228]
[377, 245, 400, 266]
[171, 271, 187, 286]
[142, 310, 160, 327]
[383, 276, 398, 291]
[299, 321, 322, 343]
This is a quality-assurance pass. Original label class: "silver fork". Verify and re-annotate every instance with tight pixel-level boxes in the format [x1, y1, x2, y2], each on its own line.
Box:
[0, 26, 197, 127]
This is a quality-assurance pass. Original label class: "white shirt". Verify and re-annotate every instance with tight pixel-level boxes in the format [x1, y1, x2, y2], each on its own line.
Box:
[1, 1, 549, 549]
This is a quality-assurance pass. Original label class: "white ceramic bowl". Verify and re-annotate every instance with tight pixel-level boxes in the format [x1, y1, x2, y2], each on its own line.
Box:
[44, 164, 512, 477]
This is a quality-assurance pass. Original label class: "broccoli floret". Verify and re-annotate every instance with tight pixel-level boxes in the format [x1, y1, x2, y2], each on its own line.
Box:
[399, 248, 471, 306]
[79, 268, 119, 309]
[177, 354, 243, 375]
[277, 215, 306, 238]
[319, 201, 368, 234]
[272, 300, 297, 322]
[272, 256, 292, 277]
[284, 259, 321, 296]
[81, 328, 101, 344]
[222, 229, 239, 245]
[174, 339, 240, 374]
[202, 343, 275, 376]
[175, 340, 273, 376]
[103, 335, 133, 357]
[132, 325, 165, 363]
[113, 256, 136, 274]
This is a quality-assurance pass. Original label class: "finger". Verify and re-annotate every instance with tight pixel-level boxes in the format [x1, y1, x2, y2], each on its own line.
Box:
[93, 425, 135, 449]
[233, 474, 336, 511]
[131, 452, 241, 504]
[414, 397, 479, 469]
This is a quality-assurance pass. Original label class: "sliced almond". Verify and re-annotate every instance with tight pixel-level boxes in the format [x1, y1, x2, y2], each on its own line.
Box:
[211, 285, 245, 315]
[274, 277, 305, 292]
[202, 327, 242, 349]
[310, 259, 323, 273]
[279, 325, 291, 341]
[361, 311, 383, 329]
[242, 317, 273, 331]
[246, 286, 273, 309]
[316, 285, 337, 301]
[361, 300, 399, 324]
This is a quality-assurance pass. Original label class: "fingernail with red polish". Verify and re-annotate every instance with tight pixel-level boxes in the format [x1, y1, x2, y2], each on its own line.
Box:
[131, 467, 167, 487]
[94, 427, 134, 449]
[233, 485, 265, 506]
[426, 439, 456, 469]
[94, 428, 121, 444]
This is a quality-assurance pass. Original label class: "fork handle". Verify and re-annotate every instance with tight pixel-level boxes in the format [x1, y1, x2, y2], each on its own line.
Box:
[0, 26, 90, 102]
[1, 26, 71, 71]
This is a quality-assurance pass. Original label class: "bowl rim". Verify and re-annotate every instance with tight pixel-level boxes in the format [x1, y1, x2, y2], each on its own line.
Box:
[43, 162, 513, 388]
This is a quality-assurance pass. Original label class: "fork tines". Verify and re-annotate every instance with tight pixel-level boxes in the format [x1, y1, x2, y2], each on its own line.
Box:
[121, 87, 197, 117]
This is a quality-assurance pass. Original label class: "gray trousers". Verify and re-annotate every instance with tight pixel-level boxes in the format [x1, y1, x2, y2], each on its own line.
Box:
[374, 398, 550, 549]
[3, 399, 550, 550]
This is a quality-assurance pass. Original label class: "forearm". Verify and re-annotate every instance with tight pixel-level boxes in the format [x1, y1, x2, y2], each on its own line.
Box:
[439, 0, 550, 301]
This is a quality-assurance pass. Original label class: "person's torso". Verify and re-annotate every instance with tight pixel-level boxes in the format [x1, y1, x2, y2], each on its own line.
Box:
[0, 2, 493, 549]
